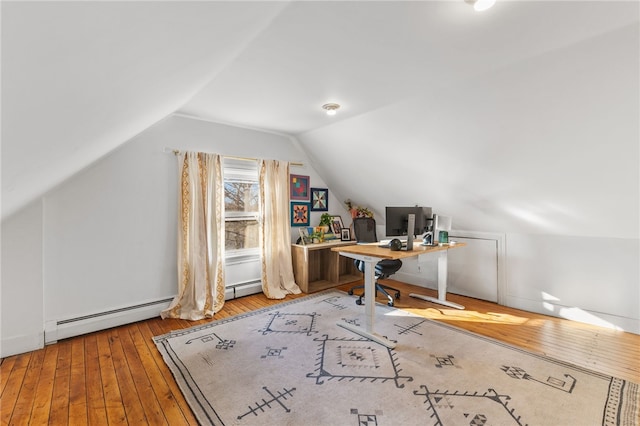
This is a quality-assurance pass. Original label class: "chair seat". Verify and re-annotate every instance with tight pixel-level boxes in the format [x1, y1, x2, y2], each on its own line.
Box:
[352, 258, 403, 305]
[355, 259, 402, 278]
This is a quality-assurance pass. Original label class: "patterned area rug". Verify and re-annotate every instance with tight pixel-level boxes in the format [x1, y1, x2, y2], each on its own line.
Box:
[154, 291, 638, 425]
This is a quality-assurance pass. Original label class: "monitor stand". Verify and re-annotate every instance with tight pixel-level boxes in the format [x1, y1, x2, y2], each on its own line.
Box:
[402, 214, 415, 251]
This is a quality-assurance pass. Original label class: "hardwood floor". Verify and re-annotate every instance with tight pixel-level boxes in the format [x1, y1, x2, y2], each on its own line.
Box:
[2, 280, 638, 425]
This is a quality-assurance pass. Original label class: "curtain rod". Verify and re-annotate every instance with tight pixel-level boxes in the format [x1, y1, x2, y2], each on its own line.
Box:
[163, 147, 303, 167]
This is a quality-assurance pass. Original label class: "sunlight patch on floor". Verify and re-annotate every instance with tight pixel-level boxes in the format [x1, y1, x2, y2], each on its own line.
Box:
[401, 307, 530, 325]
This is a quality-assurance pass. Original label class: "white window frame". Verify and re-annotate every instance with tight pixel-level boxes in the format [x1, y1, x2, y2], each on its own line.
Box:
[223, 158, 260, 263]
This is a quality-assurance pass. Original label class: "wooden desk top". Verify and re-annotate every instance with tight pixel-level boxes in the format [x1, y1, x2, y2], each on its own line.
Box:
[292, 239, 356, 251]
[331, 241, 466, 260]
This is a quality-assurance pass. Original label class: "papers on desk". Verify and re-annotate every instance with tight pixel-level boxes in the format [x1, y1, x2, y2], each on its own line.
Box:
[420, 241, 457, 247]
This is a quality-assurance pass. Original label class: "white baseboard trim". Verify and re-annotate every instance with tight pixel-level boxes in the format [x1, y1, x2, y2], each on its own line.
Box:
[1, 331, 45, 358]
[505, 296, 640, 335]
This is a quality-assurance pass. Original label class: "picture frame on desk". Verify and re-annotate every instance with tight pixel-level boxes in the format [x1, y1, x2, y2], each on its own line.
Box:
[330, 215, 344, 235]
[331, 222, 341, 235]
[341, 228, 351, 241]
[298, 227, 311, 245]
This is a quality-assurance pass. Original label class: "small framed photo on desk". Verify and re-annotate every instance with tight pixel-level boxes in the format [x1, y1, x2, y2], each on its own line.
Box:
[330, 215, 344, 234]
[341, 228, 351, 241]
[298, 227, 311, 245]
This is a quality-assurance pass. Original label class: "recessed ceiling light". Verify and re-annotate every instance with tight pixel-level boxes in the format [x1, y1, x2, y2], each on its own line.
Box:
[466, 0, 496, 12]
[322, 103, 340, 116]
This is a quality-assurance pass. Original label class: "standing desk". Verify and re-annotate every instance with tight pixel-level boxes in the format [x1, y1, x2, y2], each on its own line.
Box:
[331, 242, 466, 348]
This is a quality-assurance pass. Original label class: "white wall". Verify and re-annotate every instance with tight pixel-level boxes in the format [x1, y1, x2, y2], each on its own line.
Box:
[297, 24, 639, 333]
[1, 201, 45, 356]
[2, 22, 637, 356]
[505, 234, 638, 331]
[1, 114, 338, 356]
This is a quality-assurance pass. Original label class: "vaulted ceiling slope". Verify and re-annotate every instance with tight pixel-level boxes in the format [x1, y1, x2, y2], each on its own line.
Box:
[2, 1, 638, 223]
[1, 1, 288, 219]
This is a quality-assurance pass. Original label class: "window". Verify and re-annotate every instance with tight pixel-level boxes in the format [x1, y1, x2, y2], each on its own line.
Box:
[223, 159, 259, 256]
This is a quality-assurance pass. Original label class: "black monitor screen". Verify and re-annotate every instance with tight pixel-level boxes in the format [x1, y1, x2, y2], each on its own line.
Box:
[385, 206, 433, 237]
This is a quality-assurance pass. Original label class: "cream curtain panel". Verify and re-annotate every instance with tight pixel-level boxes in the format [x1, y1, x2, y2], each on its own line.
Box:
[259, 160, 301, 299]
[161, 152, 226, 320]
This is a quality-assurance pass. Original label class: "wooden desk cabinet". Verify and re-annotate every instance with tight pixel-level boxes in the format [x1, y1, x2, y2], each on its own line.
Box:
[291, 240, 361, 293]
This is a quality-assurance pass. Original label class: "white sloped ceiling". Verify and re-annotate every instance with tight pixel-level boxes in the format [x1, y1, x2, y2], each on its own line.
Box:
[1, 1, 288, 218]
[2, 0, 638, 238]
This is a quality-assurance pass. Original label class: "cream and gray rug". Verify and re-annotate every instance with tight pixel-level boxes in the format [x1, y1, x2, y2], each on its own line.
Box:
[154, 291, 638, 425]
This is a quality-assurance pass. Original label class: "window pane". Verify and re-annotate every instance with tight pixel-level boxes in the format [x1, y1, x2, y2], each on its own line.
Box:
[224, 161, 259, 253]
[225, 182, 259, 213]
[225, 219, 259, 250]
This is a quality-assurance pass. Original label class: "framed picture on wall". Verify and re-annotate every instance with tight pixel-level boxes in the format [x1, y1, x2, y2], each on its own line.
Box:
[290, 202, 311, 226]
[341, 228, 351, 241]
[290, 174, 310, 201]
[310, 187, 328, 211]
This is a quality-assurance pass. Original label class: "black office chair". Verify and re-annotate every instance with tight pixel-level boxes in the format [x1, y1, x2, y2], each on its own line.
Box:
[347, 217, 402, 307]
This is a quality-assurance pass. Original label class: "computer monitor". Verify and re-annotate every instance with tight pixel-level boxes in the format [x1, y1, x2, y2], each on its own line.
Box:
[385, 206, 433, 237]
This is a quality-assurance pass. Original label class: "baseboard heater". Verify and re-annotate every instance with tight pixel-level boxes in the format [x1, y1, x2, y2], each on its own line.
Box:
[225, 279, 262, 300]
[44, 297, 174, 344]
[45, 280, 263, 344]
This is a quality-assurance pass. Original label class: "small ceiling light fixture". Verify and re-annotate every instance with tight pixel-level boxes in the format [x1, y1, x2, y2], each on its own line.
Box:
[322, 103, 340, 116]
[466, 0, 495, 12]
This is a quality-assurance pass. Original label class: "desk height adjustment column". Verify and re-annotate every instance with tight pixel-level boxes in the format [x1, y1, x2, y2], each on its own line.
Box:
[335, 252, 397, 349]
[409, 249, 465, 310]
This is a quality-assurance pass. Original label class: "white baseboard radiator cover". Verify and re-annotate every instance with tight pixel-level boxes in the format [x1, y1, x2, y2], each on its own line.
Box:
[44, 280, 263, 344]
[225, 280, 262, 300]
[44, 297, 173, 344]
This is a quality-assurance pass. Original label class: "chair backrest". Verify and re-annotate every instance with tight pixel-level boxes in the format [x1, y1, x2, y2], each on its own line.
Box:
[353, 217, 378, 243]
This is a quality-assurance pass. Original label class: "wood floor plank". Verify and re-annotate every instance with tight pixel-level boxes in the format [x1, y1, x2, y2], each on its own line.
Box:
[10, 348, 45, 423]
[84, 334, 108, 425]
[145, 319, 170, 338]
[147, 319, 176, 336]
[95, 331, 127, 425]
[108, 328, 147, 424]
[0, 356, 17, 398]
[219, 301, 244, 317]
[132, 323, 198, 425]
[29, 344, 59, 425]
[0, 353, 31, 425]
[68, 338, 88, 424]
[117, 325, 168, 425]
[236, 296, 264, 313]
[48, 340, 72, 425]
